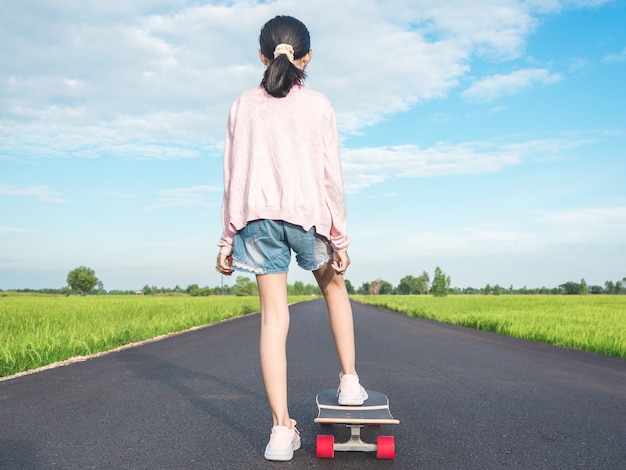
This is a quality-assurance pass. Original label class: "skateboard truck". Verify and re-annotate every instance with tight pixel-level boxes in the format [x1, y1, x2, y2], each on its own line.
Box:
[316, 425, 395, 459]
[315, 389, 398, 459]
[335, 424, 377, 452]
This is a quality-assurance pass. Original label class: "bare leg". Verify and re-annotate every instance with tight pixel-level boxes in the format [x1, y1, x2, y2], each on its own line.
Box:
[313, 263, 357, 376]
[257, 272, 293, 428]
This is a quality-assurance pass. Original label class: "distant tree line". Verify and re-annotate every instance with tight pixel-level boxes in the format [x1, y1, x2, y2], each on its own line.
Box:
[2, 266, 624, 297]
[352, 275, 626, 296]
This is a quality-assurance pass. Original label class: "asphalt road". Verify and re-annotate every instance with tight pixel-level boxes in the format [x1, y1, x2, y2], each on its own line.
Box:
[1, 299, 624, 469]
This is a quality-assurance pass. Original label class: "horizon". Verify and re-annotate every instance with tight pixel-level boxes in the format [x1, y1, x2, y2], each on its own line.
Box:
[1, 267, 621, 294]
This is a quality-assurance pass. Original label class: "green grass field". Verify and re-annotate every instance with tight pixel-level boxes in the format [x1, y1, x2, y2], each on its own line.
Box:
[2, 294, 624, 378]
[0, 295, 312, 378]
[352, 295, 626, 359]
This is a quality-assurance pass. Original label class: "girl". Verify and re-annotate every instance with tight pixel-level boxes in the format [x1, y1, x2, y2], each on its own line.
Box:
[216, 15, 367, 461]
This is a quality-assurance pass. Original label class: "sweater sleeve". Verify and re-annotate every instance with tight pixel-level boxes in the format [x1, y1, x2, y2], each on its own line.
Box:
[323, 104, 351, 251]
[217, 105, 236, 255]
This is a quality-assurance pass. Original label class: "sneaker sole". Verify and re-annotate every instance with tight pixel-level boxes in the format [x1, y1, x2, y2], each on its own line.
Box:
[338, 393, 368, 406]
[264, 440, 301, 461]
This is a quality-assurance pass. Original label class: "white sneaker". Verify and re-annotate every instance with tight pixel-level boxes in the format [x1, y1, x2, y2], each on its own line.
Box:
[264, 419, 301, 461]
[337, 373, 369, 406]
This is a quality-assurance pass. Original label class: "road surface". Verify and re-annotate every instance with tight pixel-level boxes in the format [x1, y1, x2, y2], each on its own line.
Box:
[1, 299, 625, 469]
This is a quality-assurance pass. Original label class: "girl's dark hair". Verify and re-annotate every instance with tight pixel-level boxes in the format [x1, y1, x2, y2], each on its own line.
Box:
[259, 16, 310, 98]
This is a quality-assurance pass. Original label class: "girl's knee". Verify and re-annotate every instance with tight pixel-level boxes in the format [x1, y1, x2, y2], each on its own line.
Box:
[322, 279, 348, 300]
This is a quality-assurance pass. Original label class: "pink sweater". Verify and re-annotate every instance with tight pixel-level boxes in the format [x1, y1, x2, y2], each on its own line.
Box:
[218, 85, 350, 255]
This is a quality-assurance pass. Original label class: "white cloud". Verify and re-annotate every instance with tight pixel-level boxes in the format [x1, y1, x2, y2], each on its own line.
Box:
[413, 0, 535, 59]
[0, 0, 590, 161]
[461, 68, 563, 101]
[341, 136, 590, 193]
[343, 143, 519, 193]
[0, 184, 70, 203]
[603, 47, 626, 63]
[522, 0, 613, 13]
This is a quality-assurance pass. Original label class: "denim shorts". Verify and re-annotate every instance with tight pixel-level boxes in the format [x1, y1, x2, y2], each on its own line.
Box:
[231, 220, 333, 275]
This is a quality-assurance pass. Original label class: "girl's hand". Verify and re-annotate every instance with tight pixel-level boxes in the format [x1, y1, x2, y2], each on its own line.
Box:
[216, 253, 234, 276]
[331, 250, 350, 275]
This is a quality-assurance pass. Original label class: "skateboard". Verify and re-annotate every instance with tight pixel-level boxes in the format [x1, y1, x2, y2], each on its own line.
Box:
[314, 389, 399, 459]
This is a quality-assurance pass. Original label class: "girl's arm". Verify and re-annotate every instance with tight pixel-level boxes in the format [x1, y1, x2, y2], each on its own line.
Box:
[323, 104, 350, 252]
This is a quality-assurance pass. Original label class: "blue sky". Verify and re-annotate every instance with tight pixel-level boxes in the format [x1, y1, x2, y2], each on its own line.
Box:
[1, 0, 625, 291]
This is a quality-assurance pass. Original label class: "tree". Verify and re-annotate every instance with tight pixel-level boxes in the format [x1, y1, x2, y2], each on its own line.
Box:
[416, 271, 430, 295]
[580, 278, 588, 295]
[291, 281, 306, 296]
[67, 266, 99, 296]
[379, 280, 394, 295]
[368, 279, 382, 295]
[234, 276, 258, 296]
[344, 279, 355, 295]
[431, 267, 451, 297]
[614, 280, 622, 295]
[560, 281, 581, 295]
[397, 273, 428, 295]
[397, 275, 418, 295]
[590, 285, 603, 295]
[358, 282, 370, 295]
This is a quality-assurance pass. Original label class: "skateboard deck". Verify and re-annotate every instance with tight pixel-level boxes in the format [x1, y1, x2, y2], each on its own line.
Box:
[314, 389, 399, 459]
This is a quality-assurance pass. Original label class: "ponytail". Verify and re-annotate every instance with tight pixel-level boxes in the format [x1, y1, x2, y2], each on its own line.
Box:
[259, 16, 310, 98]
[261, 52, 306, 98]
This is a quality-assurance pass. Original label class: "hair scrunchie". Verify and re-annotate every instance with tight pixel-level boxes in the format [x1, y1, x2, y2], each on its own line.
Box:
[273, 43, 295, 63]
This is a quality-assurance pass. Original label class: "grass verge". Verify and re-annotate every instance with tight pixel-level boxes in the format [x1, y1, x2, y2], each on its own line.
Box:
[0, 295, 314, 378]
[352, 295, 626, 359]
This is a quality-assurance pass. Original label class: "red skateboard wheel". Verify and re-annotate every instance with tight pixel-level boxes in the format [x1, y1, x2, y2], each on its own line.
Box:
[316, 435, 335, 458]
[376, 435, 395, 459]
